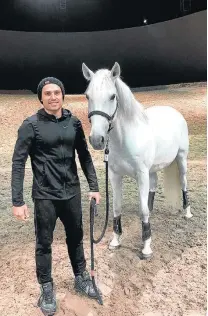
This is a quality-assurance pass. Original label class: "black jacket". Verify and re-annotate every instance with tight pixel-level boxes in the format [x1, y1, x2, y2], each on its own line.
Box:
[11, 108, 99, 206]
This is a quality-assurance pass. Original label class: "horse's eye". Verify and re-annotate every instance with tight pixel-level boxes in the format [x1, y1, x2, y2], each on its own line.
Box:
[110, 94, 116, 101]
[85, 94, 89, 100]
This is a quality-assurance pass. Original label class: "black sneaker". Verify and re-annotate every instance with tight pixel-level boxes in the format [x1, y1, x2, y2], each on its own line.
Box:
[38, 282, 57, 315]
[74, 270, 101, 299]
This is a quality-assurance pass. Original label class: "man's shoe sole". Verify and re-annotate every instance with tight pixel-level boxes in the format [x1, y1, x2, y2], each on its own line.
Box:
[37, 299, 56, 315]
[75, 285, 98, 299]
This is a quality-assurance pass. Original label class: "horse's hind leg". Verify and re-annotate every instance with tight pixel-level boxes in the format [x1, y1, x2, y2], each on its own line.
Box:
[148, 172, 158, 212]
[108, 169, 123, 250]
[176, 150, 193, 218]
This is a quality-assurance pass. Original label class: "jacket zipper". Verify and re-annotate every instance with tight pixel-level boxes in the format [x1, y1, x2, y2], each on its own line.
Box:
[57, 119, 67, 195]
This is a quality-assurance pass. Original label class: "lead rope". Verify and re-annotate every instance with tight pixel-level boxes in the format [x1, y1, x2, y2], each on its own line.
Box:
[90, 132, 110, 305]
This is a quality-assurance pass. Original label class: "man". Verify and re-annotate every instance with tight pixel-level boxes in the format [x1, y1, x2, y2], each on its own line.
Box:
[11, 77, 101, 315]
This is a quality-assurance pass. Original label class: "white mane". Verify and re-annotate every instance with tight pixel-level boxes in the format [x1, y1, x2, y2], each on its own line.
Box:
[87, 69, 113, 93]
[115, 77, 148, 123]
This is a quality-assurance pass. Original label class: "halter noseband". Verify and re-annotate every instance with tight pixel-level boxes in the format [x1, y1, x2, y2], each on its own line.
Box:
[88, 100, 118, 132]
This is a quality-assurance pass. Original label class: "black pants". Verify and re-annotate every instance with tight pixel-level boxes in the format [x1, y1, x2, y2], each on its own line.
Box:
[34, 194, 86, 284]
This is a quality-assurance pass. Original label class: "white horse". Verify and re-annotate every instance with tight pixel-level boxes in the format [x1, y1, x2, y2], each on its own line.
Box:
[82, 62, 193, 259]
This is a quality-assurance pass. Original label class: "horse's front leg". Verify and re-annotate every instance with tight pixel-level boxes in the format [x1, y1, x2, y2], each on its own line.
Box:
[136, 168, 153, 259]
[108, 168, 123, 250]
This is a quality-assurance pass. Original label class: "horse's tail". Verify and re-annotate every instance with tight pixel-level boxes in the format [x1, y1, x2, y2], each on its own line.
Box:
[163, 159, 181, 209]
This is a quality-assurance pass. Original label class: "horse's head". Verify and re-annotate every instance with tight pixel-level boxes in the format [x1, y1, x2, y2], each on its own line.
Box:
[82, 62, 121, 150]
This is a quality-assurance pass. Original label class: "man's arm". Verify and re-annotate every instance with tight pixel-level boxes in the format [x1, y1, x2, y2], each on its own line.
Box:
[11, 120, 34, 207]
[75, 119, 99, 192]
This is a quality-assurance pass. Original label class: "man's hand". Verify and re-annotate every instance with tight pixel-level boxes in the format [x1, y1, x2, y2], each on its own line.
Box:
[12, 204, 29, 221]
[88, 192, 101, 205]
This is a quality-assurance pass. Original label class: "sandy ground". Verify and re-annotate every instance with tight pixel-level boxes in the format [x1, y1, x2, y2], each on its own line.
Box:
[0, 82, 207, 316]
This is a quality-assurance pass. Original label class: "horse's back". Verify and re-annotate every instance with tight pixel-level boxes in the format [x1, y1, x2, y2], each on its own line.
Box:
[146, 105, 186, 122]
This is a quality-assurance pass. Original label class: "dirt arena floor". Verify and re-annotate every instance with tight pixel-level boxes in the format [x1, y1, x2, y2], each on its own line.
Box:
[0, 82, 206, 316]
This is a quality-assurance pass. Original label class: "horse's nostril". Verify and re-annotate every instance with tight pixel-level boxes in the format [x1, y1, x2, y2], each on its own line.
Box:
[89, 135, 104, 148]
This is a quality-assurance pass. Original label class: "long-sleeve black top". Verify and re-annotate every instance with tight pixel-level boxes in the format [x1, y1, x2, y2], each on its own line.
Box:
[11, 108, 99, 206]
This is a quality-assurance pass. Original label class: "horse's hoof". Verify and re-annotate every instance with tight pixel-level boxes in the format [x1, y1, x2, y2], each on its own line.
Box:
[184, 206, 193, 219]
[140, 252, 153, 260]
[108, 243, 121, 250]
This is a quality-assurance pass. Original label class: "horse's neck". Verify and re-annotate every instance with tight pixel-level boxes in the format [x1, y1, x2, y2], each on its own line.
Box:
[115, 78, 147, 124]
[116, 78, 147, 127]
[109, 79, 148, 149]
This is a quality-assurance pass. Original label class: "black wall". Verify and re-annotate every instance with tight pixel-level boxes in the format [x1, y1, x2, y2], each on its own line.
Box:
[0, 11, 206, 93]
[0, 0, 206, 32]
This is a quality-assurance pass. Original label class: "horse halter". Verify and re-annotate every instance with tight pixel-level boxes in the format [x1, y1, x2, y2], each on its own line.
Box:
[88, 99, 118, 132]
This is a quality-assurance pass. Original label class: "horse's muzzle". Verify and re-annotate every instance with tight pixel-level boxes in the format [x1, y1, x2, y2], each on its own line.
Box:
[89, 135, 105, 150]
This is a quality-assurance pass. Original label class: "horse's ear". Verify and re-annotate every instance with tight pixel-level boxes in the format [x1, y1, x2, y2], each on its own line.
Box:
[82, 63, 94, 81]
[111, 62, 121, 79]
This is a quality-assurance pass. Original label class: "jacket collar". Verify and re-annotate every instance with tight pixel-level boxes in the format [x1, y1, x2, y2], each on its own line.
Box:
[37, 108, 72, 121]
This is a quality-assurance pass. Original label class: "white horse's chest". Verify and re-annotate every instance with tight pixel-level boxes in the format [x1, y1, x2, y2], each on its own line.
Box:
[108, 130, 154, 177]
[109, 150, 136, 177]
